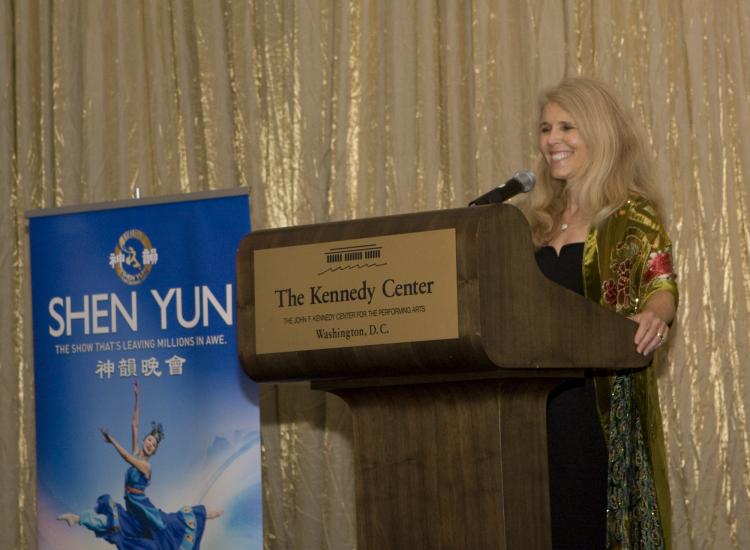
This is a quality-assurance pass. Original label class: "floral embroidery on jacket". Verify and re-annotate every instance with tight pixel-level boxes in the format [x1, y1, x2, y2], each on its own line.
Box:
[644, 251, 674, 283]
[601, 235, 644, 311]
[600, 218, 676, 316]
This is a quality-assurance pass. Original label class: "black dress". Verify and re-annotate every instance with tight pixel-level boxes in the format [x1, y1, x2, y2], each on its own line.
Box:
[536, 243, 608, 550]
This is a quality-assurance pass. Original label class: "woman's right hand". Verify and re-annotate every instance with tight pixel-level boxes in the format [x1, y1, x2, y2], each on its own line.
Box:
[133, 379, 140, 398]
[101, 427, 113, 444]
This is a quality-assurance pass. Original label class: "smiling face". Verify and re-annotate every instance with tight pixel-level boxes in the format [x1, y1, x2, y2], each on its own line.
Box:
[142, 434, 158, 457]
[538, 101, 590, 182]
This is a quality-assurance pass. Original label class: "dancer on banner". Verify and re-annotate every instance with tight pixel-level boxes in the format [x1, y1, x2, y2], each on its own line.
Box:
[58, 380, 223, 549]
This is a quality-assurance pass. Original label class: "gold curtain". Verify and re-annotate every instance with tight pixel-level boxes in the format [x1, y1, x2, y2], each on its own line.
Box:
[2, 1, 749, 548]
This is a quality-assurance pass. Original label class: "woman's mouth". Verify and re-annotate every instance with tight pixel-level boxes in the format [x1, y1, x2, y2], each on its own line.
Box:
[550, 151, 572, 161]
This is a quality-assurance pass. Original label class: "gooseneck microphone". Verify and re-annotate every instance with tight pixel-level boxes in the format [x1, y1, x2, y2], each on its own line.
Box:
[468, 170, 536, 206]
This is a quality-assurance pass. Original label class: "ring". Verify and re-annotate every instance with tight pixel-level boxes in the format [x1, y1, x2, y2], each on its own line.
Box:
[657, 332, 664, 341]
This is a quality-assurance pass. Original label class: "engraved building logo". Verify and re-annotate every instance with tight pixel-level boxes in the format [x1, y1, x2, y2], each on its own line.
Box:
[318, 243, 385, 275]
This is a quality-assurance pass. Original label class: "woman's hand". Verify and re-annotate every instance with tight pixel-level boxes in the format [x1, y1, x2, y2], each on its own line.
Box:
[630, 309, 669, 355]
[629, 291, 675, 355]
[134, 379, 140, 398]
[101, 427, 113, 444]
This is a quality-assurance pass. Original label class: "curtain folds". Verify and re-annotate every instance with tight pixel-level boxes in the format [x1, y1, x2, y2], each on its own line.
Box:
[3, 1, 750, 548]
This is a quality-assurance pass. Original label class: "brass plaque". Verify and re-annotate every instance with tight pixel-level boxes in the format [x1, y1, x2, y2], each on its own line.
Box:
[254, 229, 458, 354]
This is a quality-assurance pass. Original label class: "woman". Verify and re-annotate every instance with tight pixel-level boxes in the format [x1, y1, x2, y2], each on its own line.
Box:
[58, 380, 222, 549]
[517, 77, 678, 549]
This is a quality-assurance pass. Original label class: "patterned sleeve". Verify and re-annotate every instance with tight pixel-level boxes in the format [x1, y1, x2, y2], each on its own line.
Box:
[629, 198, 679, 312]
[596, 196, 679, 316]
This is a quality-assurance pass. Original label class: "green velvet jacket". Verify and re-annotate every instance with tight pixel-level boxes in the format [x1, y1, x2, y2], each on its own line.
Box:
[583, 196, 679, 549]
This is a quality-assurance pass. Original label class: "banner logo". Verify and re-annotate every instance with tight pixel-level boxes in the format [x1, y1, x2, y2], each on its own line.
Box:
[109, 229, 159, 285]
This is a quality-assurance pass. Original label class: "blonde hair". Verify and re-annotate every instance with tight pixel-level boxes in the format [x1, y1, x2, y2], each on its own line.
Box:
[517, 77, 661, 246]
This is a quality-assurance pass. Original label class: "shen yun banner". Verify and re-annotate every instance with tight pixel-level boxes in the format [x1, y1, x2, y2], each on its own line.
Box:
[28, 190, 261, 550]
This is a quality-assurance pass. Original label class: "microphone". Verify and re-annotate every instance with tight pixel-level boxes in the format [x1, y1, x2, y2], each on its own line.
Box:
[468, 170, 536, 206]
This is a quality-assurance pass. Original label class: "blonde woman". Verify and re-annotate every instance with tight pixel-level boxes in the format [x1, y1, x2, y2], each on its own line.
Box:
[518, 77, 678, 549]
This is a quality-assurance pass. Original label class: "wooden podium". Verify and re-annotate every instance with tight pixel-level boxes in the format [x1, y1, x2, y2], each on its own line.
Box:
[236, 204, 648, 549]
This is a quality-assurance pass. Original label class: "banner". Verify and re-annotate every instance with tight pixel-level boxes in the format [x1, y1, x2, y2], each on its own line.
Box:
[28, 190, 261, 549]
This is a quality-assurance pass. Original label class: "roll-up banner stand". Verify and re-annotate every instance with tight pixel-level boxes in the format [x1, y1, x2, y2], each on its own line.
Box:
[27, 190, 261, 549]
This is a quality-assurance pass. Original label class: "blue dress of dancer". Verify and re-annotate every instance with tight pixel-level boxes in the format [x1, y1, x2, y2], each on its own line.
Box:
[79, 466, 207, 549]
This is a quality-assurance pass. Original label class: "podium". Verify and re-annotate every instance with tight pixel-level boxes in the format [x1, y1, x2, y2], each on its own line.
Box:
[236, 204, 648, 549]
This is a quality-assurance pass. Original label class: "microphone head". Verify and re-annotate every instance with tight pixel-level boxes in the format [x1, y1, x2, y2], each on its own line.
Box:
[512, 170, 536, 193]
[467, 170, 536, 207]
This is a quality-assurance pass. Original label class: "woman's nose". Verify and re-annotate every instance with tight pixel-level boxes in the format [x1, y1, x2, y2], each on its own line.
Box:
[546, 127, 561, 144]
